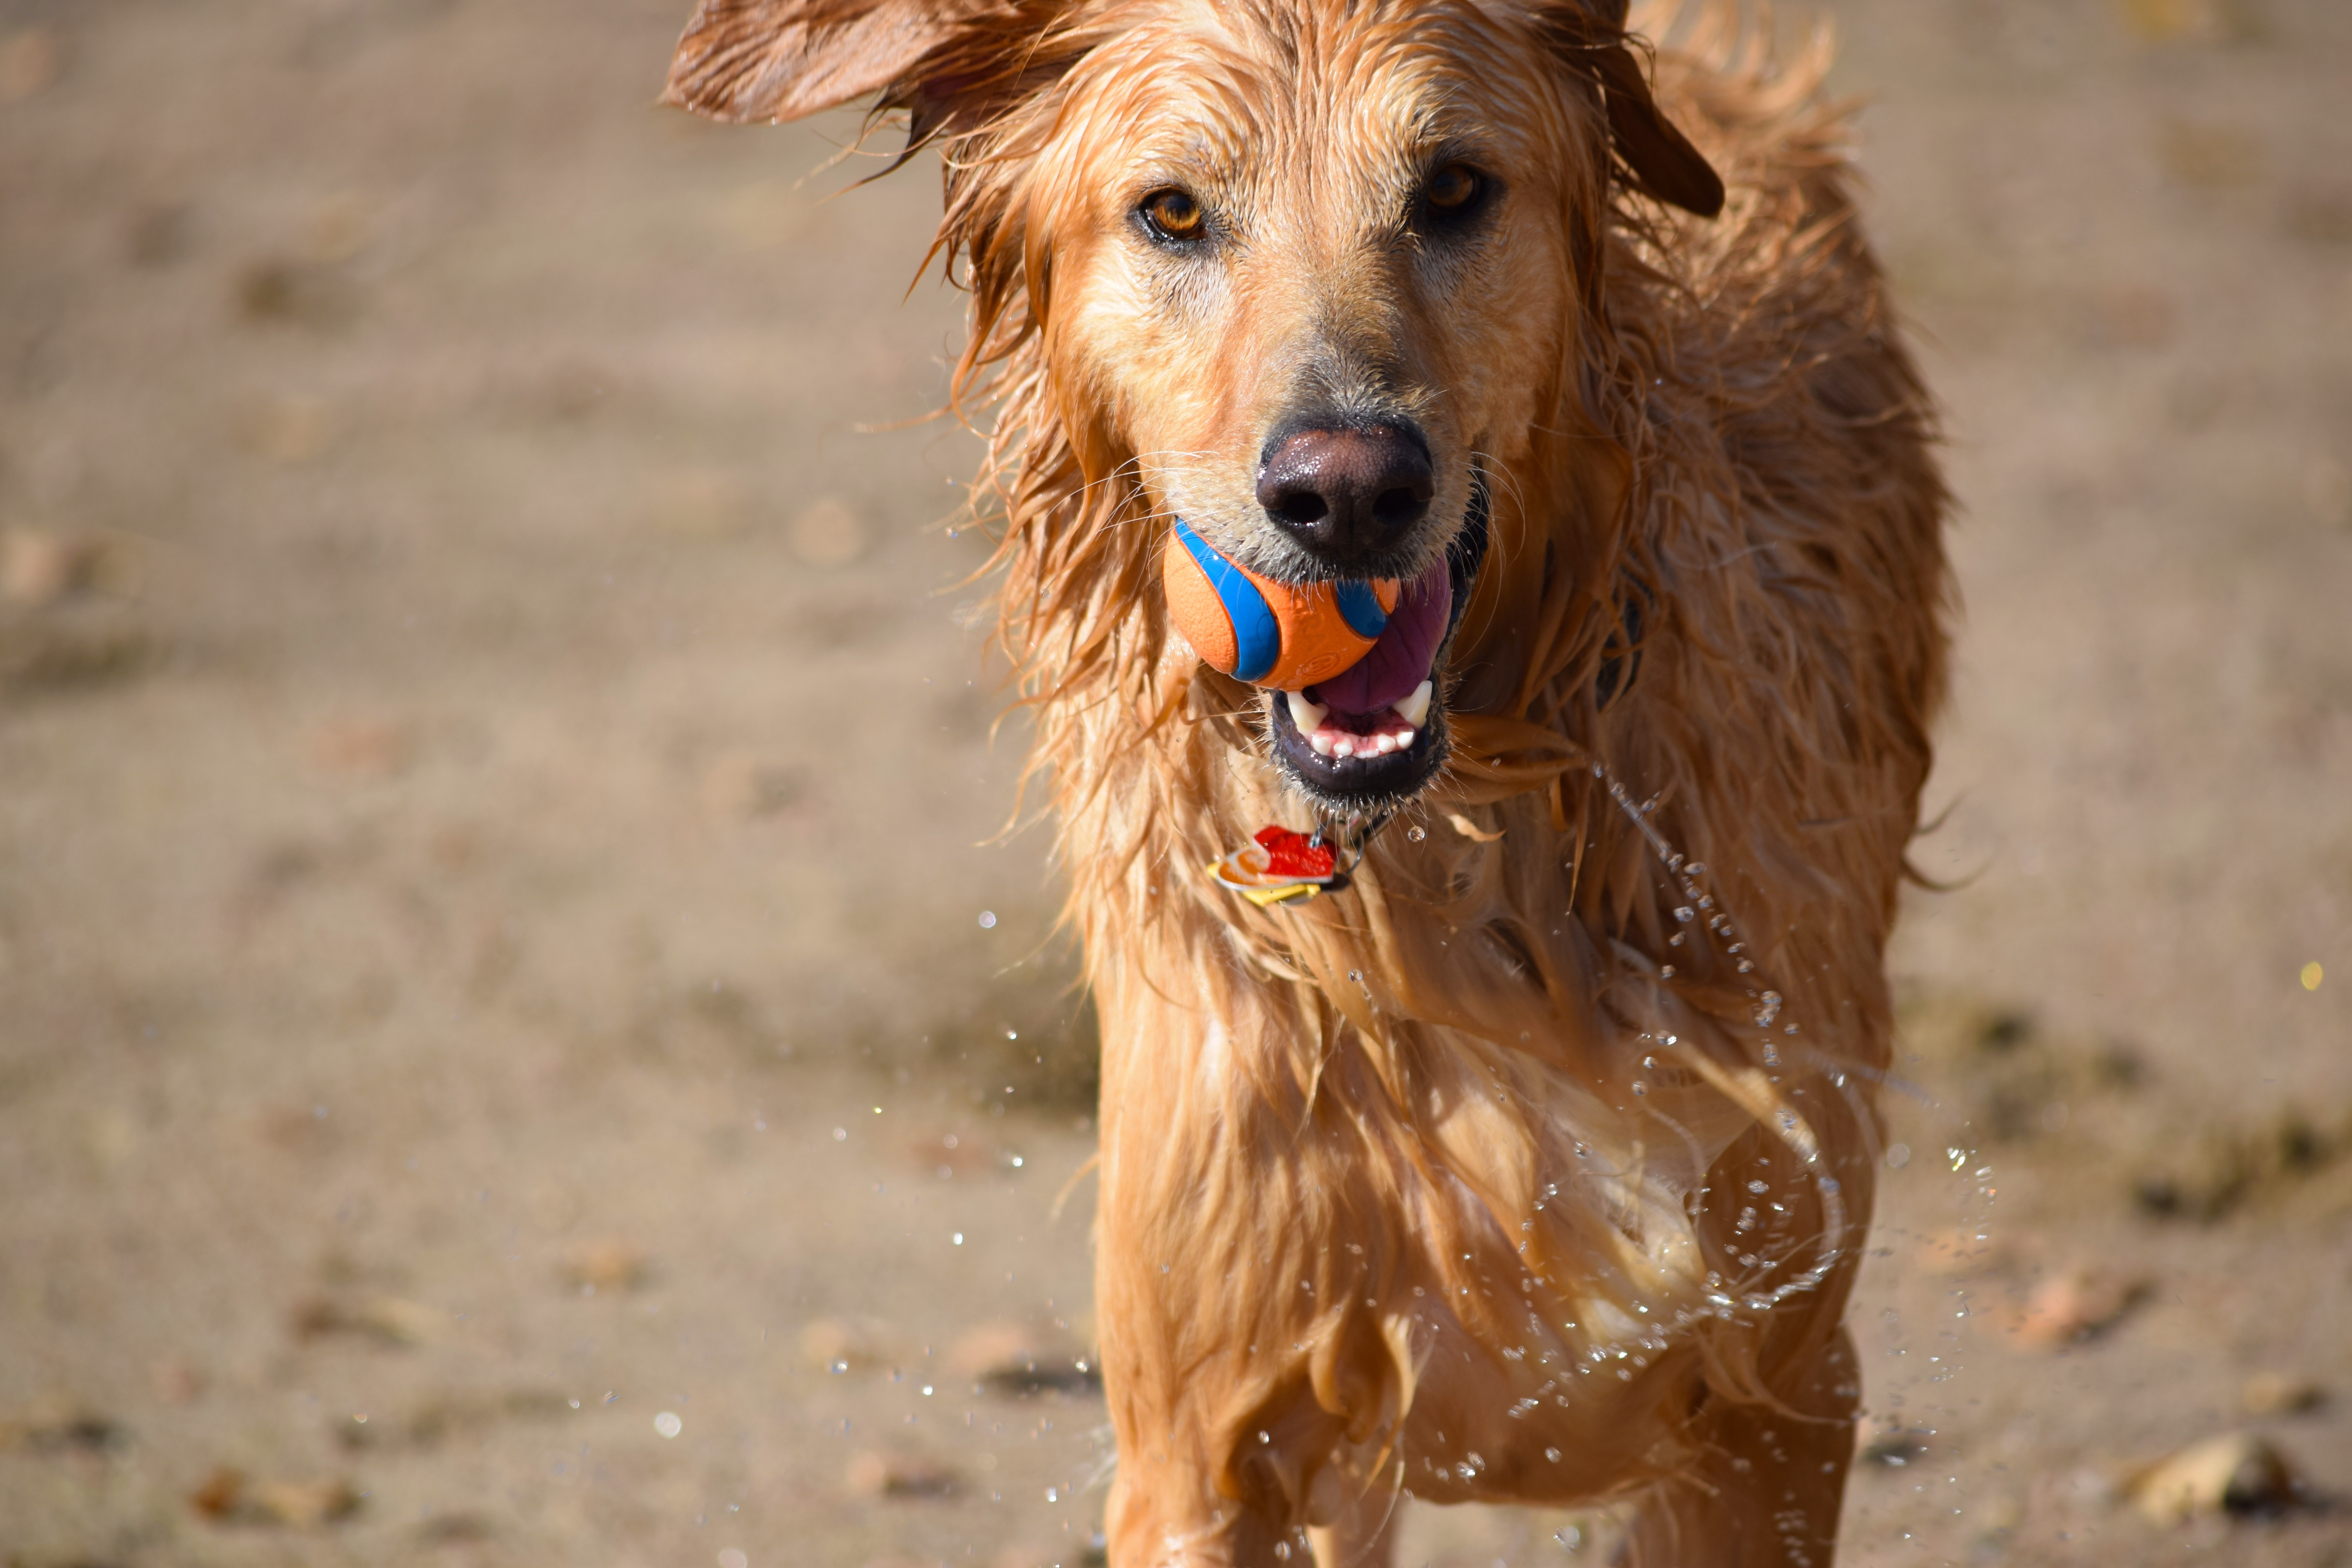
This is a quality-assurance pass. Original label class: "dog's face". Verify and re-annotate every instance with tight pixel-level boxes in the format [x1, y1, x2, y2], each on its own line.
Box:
[666, 0, 1720, 815]
[1032, 5, 1602, 811]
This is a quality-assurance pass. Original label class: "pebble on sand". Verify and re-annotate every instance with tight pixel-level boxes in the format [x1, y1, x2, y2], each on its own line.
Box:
[845, 1448, 961, 1499]
[2000, 1267, 2151, 1349]
[2127, 1432, 2303, 1526]
[191, 1467, 362, 1527]
[289, 1292, 445, 1348]
[2240, 1371, 2325, 1417]
[799, 1316, 901, 1374]
[947, 1319, 1101, 1396]
[559, 1238, 650, 1293]
[2, 528, 118, 607]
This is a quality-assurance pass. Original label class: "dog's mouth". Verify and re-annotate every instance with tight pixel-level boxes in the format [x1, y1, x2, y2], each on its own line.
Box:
[1264, 480, 1489, 808]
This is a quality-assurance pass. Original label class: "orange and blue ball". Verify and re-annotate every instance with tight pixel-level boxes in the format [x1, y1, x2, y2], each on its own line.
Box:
[1162, 519, 1399, 691]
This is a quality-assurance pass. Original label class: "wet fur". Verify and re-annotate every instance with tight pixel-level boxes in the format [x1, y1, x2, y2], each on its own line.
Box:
[668, 2, 1948, 1562]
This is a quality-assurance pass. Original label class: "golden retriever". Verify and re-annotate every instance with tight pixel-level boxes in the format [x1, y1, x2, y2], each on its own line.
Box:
[666, 2, 1947, 1562]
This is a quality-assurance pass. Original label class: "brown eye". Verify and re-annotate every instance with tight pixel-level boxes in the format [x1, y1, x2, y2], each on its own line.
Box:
[1142, 188, 1206, 243]
[1425, 163, 1483, 217]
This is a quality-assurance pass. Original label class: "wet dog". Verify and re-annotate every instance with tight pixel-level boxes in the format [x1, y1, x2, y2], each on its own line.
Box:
[668, 2, 1947, 1561]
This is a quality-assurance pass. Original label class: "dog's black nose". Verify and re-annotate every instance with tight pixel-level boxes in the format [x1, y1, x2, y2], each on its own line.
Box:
[1256, 420, 1433, 564]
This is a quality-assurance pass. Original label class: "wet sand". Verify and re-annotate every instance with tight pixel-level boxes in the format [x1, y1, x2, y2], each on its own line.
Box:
[0, 1, 2346, 1563]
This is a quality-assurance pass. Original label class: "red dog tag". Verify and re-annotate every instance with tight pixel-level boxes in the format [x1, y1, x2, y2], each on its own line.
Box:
[1208, 825, 1344, 906]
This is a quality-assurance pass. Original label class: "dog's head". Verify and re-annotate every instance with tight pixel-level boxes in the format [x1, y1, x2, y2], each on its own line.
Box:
[670, 0, 1719, 813]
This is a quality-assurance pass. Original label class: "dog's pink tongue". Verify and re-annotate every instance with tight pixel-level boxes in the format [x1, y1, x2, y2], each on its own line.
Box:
[1307, 557, 1450, 715]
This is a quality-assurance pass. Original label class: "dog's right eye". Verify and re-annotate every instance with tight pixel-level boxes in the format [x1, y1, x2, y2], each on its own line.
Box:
[1139, 188, 1208, 244]
[1421, 162, 1490, 229]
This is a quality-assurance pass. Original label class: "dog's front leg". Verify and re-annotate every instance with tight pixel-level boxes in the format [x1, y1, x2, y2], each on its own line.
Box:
[1619, 1326, 1862, 1567]
[1304, 1462, 1401, 1568]
[1093, 987, 1375, 1567]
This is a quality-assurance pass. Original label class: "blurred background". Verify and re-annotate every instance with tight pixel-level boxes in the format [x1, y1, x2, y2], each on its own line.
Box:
[0, 0, 2345, 1564]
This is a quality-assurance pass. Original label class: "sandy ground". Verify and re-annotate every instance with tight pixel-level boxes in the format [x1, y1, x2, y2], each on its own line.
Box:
[0, 0, 2347, 1564]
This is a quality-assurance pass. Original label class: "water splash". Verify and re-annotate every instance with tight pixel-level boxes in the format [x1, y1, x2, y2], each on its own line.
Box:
[1590, 760, 1849, 1321]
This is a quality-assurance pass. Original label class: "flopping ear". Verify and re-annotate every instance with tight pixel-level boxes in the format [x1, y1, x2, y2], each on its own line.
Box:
[1543, 5, 1726, 218]
[663, 0, 991, 125]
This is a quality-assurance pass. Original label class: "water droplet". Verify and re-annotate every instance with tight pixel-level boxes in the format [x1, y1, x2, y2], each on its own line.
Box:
[1406, 824, 1426, 842]
[977, 910, 997, 929]
[829, 1359, 848, 1374]
[951, 1232, 964, 1245]
[719, 1550, 749, 1568]
[1885, 1143, 1911, 1169]
[1674, 906, 1695, 923]
[654, 1410, 683, 1438]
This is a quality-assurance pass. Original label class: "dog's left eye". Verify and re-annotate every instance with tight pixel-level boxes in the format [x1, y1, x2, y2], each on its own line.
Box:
[1423, 162, 1487, 224]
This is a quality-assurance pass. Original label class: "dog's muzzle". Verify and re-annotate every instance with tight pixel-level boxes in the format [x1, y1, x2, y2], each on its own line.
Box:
[1264, 478, 1489, 808]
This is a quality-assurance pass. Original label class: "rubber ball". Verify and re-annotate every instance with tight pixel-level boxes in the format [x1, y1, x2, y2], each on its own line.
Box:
[1163, 518, 1399, 691]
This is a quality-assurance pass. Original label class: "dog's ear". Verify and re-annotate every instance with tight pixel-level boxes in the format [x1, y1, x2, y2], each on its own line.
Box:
[1543, 7, 1725, 218]
[663, 0, 998, 126]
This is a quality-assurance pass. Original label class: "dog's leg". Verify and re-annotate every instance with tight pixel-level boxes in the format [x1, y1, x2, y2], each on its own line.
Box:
[1305, 1464, 1400, 1568]
[1617, 1327, 1860, 1568]
[1093, 994, 1329, 1566]
[1093, 980, 1424, 1566]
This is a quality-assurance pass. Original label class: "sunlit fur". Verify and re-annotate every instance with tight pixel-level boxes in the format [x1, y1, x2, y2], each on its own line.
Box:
[668, 2, 1949, 1562]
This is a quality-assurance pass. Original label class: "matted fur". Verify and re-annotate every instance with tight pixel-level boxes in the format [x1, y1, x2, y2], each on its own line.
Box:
[667, 2, 1948, 1562]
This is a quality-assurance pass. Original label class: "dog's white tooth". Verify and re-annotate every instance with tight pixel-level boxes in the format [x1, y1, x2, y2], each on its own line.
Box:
[1310, 732, 1335, 758]
[1373, 733, 1397, 755]
[1285, 690, 1328, 734]
[1396, 727, 1416, 750]
[1394, 680, 1434, 730]
[1332, 736, 1356, 759]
